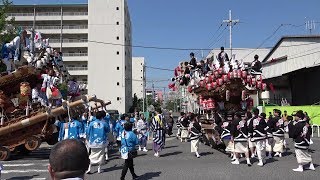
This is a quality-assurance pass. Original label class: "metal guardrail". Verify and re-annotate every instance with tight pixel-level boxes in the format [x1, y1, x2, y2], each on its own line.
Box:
[24, 25, 88, 30]
[7, 12, 88, 16]
[63, 53, 88, 57]
[66, 67, 88, 71]
[50, 39, 88, 43]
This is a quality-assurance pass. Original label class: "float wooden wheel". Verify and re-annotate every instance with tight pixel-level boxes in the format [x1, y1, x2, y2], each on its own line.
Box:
[24, 136, 41, 151]
[0, 146, 11, 161]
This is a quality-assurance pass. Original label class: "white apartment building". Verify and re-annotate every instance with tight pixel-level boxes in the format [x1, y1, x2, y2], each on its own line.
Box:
[88, 0, 132, 113]
[132, 57, 145, 99]
[7, 0, 132, 113]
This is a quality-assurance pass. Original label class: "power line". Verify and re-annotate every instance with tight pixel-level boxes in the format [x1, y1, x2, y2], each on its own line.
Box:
[87, 40, 213, 51]
[241, 23, 306, 60]
[194, 23, 224, 57]
[241, 24, 284, 60]
[145, 66, 174, 71]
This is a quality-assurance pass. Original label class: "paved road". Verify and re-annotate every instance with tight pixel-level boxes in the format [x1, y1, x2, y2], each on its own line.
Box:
[1, 137, 320, 180]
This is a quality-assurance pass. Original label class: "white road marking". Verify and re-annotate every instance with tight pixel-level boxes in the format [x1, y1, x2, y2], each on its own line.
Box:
[3, 163, 35, 167]
[1, 169, 48, 174]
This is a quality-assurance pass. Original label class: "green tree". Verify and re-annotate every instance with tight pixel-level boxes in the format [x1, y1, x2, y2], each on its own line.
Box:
[129, 93, 139, 113]
[165, 100, 175, 112]
[0, 0, 16, 45]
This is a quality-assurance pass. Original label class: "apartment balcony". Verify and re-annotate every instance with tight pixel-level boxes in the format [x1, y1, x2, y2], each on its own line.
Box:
[49, 39, 88, 48]
[8, 12, 88, 21]
[63, 53, 88, 62]
[24, 25, 88, 34]
[66, 66, 88, 76]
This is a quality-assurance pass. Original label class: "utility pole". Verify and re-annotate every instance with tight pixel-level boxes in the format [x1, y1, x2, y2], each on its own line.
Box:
[60, 4, 63, 52]
[223, 10, 239, 60]
[152, 81, 155, 103]
[306, 20, 316, 34]
[142, 63, 146, 112]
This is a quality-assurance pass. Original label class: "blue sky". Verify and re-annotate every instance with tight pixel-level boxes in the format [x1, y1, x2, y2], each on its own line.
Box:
[12, 0, 320, 90]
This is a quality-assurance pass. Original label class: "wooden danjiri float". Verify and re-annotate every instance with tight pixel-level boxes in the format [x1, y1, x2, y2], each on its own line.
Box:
[170, 55, 267, 150]
[0, 31, 110, 160]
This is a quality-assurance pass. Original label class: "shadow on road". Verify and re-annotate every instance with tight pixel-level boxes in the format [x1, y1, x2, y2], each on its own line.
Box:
[138, 171, 162, 180]
[164, 145, 178, 149]
[6, 175, 40, 180]
[200, 151, 214, 156]
[103, 164, 123, 173]
[161, 151, 182, 157]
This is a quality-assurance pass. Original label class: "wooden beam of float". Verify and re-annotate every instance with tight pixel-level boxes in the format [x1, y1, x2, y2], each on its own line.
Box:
[0, 95, 97, 136]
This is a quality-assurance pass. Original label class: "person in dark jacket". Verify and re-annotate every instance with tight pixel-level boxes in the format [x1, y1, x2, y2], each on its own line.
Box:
[246, 111, 256, 158]
[189, 52, 197, 70]
[221, 112, 234, 158]
[292, 110, 315, 172]
[180, 114, 190, 142]
[266, 109, 284, 158]
[249, 111, 268, 167]
[189, 114, 202, 158]
[231, 112, 251, 166]
[250, 54, 262, 75]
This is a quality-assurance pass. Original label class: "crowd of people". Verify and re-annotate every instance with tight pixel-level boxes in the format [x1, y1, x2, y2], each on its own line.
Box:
[41, 106, 170, 180]
[175, 108, 315, 172]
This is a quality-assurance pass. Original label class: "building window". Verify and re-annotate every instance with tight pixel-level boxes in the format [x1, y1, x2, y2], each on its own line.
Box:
[117, 51, 119, 55]
[117, 67, 119, 70]
[141, 84, 143, 86]
[116, 21, 119, 25]
[116, 7, 119, 10]
[117, 82, 119, 86]
[141, 70, 142, 72]
[116, 36, 119, 40]
[141, 77, 143, 79]
[117, 97, 120, 101]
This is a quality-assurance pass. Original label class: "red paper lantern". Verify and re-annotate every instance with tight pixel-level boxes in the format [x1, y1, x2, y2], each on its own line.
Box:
[202, 99, 208, 110]
[208, 75, 213, 83]
[237, 70, 242, 78]
[214, 71, 219, 78]
[205, 76, 210, 83]
[222, 74, 228, 82]
[211, 82, 217, 89]
[216, 78, 223, 86]
[233, 70, 238, 78]
[206, 83, 212, 90]
[262, 83, 267, 90]
[246, 75, 252, 83]
[242, 71, 247, 78]
[188, 86, 192, 92]
[257, 75, 263, 81]
[199, 80, 204, 87]
[207, 98, 215, 109]
[218, 68, 223, 74]
[228, 72, 234, 80]
[251, 78, 256, 86]
[256, 81, 262, 89]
